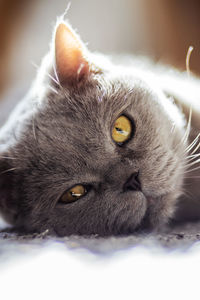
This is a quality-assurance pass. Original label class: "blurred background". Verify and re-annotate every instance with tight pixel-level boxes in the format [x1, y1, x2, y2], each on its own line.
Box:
[1, 0, 200, 99]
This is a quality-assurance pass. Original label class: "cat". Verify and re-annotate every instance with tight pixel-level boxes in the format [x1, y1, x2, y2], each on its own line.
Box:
[0, 18, 200, 236]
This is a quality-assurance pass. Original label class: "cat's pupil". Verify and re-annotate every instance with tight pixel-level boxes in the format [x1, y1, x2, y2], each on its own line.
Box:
[116, 127, 124, 134]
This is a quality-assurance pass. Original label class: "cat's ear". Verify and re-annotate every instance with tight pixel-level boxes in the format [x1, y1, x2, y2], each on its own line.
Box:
[55, 22, 91, 84]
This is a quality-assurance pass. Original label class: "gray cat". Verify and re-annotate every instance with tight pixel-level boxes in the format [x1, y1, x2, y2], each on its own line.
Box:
[0, 20, 200, 236]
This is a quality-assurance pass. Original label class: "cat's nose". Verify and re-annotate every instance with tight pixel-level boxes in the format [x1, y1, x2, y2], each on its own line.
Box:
[123, 172, 141, 192]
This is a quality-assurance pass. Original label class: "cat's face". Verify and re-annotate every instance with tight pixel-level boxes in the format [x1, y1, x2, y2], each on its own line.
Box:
[0, 22, 187, 236]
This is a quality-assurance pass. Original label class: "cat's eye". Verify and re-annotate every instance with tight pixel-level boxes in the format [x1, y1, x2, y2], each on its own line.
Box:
[112, 115, 132, 144]
[59, 185, 87, 203]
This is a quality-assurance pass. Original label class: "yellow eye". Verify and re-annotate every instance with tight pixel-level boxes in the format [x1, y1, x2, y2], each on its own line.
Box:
[112, 115, 132, 144]
[60, 185, 87, 203]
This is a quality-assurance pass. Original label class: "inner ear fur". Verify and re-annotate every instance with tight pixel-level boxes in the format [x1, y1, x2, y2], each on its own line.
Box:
[55, 22, 90, 84]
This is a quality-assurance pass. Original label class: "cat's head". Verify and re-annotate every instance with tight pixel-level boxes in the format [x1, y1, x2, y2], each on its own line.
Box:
[0, 21, 187, 236]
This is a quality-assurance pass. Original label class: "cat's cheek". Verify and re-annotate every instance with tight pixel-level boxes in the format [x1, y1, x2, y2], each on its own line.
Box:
[16, 211, 54, 236]
[48, 192, 148, 236]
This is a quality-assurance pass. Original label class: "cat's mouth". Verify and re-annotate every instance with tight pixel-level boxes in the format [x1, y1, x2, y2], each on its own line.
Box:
[134, 195, 166, 233]
[135, 206, 152, 233]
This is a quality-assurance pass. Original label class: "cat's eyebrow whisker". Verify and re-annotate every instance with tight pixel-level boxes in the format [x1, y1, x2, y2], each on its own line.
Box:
[181, 106, 192, 146]
[45, 70, 60, 87]
[123, 88, 134, 102]
[30, 60, 39, 70]
[170, 123, 176, 133]
[52, 61, 61, 86]
[49, 85, 59, 95]
[62, 2, 71, 19]
[31, 61, 61, 87]
[36, 124, 57, 146]
[32, 118, 37, 141]
[98, 90, 106, 102]
[1, 167, 18, 174]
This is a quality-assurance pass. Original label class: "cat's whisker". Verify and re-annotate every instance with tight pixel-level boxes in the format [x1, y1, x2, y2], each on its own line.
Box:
[184, 153, 200, 165]
[183, 151, 200, 170]
[181, 187, 194, 199]
[184, 165, 200, 174]
[174, 107, 192, 153]
[185, 132, 200, 151]
[187, 150, 200, 158]
[181, 106, 192, 146]
[186, 158, 200, 168]
[186, 46, 194, 78]
[185, 132, 200, 153]
[191, 140, 200, 155]
[186, 158, 200, 167]
[184, 175, 200, 179]
[186, 152, 200, 162]
[186, 156, 199, 162]
[0, 156, 17, 160]
[186, 142, 200, 160]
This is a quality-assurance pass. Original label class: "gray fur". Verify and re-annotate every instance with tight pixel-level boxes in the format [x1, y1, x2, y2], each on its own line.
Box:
[0, 22, 196, 236]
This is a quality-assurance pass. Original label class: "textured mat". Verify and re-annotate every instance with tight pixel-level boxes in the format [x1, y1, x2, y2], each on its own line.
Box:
[1, 221, 200, 259]
[1, 221, 200, 300]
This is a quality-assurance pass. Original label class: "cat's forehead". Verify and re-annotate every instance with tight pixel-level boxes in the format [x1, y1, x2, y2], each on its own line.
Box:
[10, 67, 182, 176]
[36, 77, 148, 150]
[30, 76, 168, 167]
[45, 73, 158, 122]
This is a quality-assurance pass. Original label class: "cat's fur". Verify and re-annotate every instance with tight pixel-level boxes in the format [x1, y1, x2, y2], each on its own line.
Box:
[0, 19, 199, 236]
